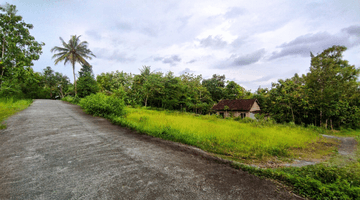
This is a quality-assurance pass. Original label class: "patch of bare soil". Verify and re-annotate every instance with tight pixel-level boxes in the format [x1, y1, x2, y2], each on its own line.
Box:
[0, 100, 302, 199]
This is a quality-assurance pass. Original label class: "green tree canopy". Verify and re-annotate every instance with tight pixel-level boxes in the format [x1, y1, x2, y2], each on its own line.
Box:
[77, 65, 99, 98]
[305, 45, 360, 128]
[0, 3, 44, 89]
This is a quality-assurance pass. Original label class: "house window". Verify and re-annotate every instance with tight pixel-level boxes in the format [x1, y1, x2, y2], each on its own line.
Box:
[241, 113, 246, 118]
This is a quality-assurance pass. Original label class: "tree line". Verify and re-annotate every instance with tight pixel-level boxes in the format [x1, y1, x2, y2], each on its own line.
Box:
[254, 46, 360, 129]
[1, 3, 359, 129]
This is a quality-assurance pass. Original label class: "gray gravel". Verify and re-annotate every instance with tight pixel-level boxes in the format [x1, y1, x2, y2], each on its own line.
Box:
[0, 100, 301, 200]
[322, 134, 358, 156]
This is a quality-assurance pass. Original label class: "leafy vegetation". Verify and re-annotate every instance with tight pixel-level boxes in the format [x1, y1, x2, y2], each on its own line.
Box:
[0, 98, 32, 129]
[76, 65, 99, 98]
[0, 3, 44, 98]
[254, 46, 360, 129]
[79, 93, 126, 117]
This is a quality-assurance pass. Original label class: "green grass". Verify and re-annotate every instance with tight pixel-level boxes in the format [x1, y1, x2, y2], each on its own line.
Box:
[0, 98, 32, 129]
[109, 107, 334, 162]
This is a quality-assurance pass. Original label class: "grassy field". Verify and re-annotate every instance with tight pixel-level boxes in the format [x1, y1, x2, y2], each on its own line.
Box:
[0, 98, 32, 129]
[110, 107, 338, 163]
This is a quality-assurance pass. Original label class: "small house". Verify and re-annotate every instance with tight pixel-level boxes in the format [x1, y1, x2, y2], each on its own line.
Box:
[212, 99, 261, 119]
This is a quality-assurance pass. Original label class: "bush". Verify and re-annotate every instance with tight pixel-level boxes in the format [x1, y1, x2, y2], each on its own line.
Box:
[79, 93, 126, 117]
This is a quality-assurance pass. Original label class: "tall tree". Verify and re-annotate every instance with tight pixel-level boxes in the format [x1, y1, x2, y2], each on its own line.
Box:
[76, 65, 98, 98]
[51, 35, 95, 96]
[0, 3, 44, 89]
[305, 45, 360, 128]
[43, 66, 56, 98]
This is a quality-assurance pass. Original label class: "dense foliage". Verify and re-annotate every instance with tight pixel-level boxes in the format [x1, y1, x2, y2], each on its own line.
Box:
[76, 65, 99, 98]
[0, 3, 45, 98]
[79, 93, 126, 117]
[254, 45, 360, 129]
[96, 66, 250, 114]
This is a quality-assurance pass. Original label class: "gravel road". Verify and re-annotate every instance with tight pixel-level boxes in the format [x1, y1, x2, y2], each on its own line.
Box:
[0, 100, 301, 200]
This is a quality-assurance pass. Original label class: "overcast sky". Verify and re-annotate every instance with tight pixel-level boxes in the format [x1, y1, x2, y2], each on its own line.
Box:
[4, 0, 360, 91]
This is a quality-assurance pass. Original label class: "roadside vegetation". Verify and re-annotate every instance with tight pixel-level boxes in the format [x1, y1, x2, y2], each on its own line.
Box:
[0, 98, 32, 129]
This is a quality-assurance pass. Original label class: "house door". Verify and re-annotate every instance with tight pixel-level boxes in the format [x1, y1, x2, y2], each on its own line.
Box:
[220, 112, 224, 118]
[241, 113, 246, 118]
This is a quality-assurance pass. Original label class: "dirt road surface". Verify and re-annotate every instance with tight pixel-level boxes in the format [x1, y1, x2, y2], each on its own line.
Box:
[0, 100, 301, 200]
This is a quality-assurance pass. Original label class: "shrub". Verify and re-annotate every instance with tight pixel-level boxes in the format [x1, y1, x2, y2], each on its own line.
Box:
[79, 93, 126, 117]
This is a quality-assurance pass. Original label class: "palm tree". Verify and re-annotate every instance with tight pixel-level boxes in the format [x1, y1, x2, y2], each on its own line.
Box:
[51, 35, 95, 96]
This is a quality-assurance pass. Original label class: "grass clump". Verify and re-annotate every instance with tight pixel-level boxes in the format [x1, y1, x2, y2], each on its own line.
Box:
[0, 97, 32, 129]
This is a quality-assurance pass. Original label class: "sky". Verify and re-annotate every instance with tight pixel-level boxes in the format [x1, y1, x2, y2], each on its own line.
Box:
[3, 0, 360, 91]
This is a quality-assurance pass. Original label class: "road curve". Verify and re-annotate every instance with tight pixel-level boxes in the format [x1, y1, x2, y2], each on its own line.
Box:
[0, 100, 300, 200]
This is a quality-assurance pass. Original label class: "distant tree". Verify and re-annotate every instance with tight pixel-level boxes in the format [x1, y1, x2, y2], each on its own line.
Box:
[76, 65, 99, 98]
[202, 74, 226, 102]
[43, 66, 56, 98]
[51, 35, 95, 96]
[224, 81, 245, 100]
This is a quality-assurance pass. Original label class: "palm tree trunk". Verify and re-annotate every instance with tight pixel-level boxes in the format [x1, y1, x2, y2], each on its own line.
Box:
[0, 37, 5, 88]
[72, 61, 77, 96]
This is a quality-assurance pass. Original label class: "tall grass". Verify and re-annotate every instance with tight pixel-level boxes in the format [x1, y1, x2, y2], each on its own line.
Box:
[110, 107, 322, 159]
[0, 98, 32, 129]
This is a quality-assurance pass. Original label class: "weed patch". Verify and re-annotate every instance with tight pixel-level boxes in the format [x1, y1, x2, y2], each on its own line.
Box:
[0, 97, 32, 129]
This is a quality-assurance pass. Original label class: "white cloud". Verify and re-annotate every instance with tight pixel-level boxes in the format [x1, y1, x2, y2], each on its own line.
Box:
[8, 0, 360, 91]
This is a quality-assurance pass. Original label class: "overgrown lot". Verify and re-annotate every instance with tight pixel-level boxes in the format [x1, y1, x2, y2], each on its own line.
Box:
[0, 98, 32, 129]
[65, 94, 360, 199]
[111, 107, 337, 162]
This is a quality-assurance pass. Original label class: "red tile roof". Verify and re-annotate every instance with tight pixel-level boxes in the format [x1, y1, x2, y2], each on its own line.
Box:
[212, 99, 259, 111]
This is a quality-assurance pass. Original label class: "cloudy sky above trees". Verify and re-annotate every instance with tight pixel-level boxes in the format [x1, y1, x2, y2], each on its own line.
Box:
[7, 0, 360, 91]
